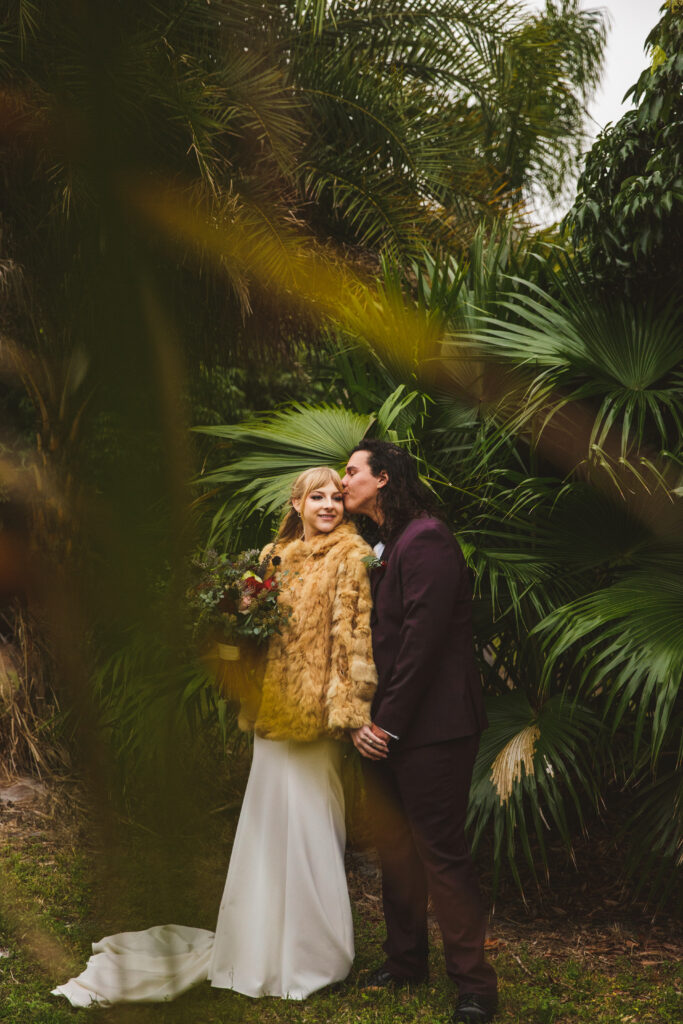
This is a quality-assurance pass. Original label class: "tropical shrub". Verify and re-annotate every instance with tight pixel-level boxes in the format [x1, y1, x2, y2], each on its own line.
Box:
[11, 0, 667, 897]
[565, 1, 683, 300]
[198, 230, 682, 901]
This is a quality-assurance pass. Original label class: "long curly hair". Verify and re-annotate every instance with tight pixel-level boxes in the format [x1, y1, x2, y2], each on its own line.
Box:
[349, 440, 440, 542]
[275, 466, 346, 543]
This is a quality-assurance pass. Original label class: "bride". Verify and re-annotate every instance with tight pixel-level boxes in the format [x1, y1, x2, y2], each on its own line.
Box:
[53, 467, 379, 1006]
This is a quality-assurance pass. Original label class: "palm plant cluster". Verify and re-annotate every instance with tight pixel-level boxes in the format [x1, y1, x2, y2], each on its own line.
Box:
[200, 223, 683, 901]
[0, 0, 680, 904]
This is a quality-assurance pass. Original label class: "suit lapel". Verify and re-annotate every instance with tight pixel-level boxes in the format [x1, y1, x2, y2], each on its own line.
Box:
[370, 563, 385, 602]
[370, 519, 424, 601]
[369, 535, 399, 602]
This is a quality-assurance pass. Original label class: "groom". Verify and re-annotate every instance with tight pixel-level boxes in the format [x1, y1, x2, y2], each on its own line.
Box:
[342, 440, 498, 1024]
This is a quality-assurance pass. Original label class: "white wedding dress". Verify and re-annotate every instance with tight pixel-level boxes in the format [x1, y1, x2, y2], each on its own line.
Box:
[52, 736, 354, 1006]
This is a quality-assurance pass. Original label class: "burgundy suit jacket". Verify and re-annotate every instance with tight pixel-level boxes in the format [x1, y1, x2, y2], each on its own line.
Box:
[370, 516, 487, 749]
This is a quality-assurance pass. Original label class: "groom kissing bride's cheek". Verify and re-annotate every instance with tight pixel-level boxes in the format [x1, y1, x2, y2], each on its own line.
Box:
[344, 441, 497, 1024]
[53, 451, 496, 1023]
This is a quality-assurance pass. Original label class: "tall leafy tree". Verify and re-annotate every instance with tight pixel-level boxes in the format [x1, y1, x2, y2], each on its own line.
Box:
[565, 1, 683, 299]
[286, 0, 607, 253]
[457, 0, 607, 210]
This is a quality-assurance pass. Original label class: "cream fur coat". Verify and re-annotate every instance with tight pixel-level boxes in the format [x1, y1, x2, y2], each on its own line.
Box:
[239, 521, 378, 742]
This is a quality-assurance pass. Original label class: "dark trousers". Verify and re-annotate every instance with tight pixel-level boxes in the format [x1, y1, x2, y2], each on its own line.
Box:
[362, 735, 497, 1000]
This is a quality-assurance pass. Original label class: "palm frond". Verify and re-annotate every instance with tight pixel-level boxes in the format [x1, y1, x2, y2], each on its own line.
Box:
[194, 403, 374, 537]
[621, 762, 683, 904]
[464, 266, 683, 459]
[467, 691, 602, 891]
[537, 559, 683, 760]
[194, 386, 427, 543]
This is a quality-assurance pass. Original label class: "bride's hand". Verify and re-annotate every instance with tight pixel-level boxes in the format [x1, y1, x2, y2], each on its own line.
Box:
[351, 723, 389, 760]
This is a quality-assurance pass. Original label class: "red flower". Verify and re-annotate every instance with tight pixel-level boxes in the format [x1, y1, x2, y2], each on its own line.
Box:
[243, 577, 263, 593]
[243, 576, 277, 594]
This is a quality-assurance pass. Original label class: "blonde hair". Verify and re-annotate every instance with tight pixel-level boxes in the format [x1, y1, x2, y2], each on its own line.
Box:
[275, 467, 345, 543]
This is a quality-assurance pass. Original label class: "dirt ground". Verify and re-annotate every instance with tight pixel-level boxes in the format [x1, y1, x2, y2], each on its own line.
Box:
[347, 842, 682, 976]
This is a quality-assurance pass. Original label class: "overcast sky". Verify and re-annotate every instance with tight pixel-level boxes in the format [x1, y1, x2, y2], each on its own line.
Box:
[586, 0, 663, 134]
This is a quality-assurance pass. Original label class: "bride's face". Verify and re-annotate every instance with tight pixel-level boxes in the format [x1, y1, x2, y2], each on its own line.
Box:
[293, 482, 344, 540]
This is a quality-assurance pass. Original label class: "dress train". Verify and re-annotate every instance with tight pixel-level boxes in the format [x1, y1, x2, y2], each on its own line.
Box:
[52, 736, 353, 1005]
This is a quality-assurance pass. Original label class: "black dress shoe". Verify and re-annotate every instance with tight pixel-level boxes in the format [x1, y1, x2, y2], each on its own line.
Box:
[452, 992, 497, 1023]
[360, 965, 428, 990]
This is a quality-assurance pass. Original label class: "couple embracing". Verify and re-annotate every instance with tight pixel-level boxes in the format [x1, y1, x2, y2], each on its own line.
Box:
[54, 441, 498, 1023]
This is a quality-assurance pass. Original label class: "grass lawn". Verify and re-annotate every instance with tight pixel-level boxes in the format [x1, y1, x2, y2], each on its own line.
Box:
[0, 761, 681, 1024]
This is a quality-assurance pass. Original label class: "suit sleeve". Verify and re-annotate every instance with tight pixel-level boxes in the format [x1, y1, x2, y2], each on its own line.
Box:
[325, 543, 378, 731]
[373, 525, 466, 739]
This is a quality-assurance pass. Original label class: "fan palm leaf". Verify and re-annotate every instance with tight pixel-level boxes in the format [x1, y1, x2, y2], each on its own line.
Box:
[464, 266, 683, 461]
[194, 387, 425, 544]
[196, 404, 373, 536]
[537, 558, 683, 761]
[467, 690, 602, 889]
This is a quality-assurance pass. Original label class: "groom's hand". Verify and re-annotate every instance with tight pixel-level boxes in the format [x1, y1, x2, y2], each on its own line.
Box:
[351, 723, 389, 760]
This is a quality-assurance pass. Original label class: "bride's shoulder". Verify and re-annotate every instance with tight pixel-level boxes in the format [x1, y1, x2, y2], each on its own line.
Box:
[337, 524, 373, 558]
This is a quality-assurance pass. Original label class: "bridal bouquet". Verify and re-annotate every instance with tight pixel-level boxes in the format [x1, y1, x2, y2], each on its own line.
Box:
[188, 548, 288, 701]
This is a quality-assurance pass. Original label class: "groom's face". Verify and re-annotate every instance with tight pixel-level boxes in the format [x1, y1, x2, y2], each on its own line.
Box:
[342, 451, 386, 519]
